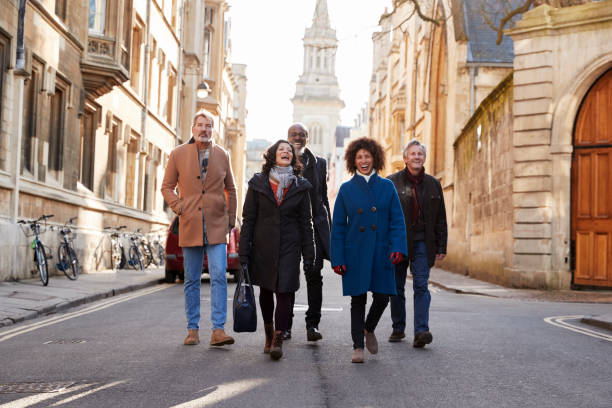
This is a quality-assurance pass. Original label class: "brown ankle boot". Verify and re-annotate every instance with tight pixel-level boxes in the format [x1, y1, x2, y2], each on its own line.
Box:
[184, 329, 199, 345]
[264, 323, 274, 354]
[210, 329, 235, 346]
[270, 330, 283, 360]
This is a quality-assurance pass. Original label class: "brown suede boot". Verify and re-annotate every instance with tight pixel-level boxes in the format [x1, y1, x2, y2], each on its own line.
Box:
[263, 323, 274, 354]
[364, 329, 378, 354]
[184, 329, 199, 345]
[270, 330, 283, 360]
[210, 329, 235, 346]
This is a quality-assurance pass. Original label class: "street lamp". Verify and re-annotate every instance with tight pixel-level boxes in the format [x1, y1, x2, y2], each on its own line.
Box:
[196, 81, 211, 98]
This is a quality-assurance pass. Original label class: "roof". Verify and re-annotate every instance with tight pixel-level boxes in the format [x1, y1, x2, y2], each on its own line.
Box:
[460, 0, 517, 64]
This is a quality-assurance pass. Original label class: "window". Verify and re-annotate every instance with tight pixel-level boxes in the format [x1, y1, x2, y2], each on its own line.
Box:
[166, 67, 177, 124]
[48, 78, 69, 174]
[171, 0, 178, 30]
[55, 0, 67, 20]
[147, 38, 157, 106]
[21, 58, 43, 176]
[203, 28, 212, 79]
[79, 106, 97, 190]
[106, 119, 120, 200]
[157, 50, 165, 114]
[130, 22, 143, 94]
[89, 0, 107, 34]
[121, 0, 132, 70]
[0, 33, 9, 171]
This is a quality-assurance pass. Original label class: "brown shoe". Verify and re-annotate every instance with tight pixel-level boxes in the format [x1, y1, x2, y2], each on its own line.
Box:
[364, 329, 378, 354]
[263, 323, 274, 354]
[184, 329, 199, 345]
[351, 348, 364, 363]
[210, 329, 235, 347]
[270, 330, 283, 360]
[388, 331, 405, 342]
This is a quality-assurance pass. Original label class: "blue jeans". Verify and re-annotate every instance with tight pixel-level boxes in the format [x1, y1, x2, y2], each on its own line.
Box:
[183, 244, 227, 330]
[390, 240, 430, 335]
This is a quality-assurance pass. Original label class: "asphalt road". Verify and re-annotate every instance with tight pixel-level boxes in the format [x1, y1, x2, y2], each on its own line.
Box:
[0, 267, 611, 408]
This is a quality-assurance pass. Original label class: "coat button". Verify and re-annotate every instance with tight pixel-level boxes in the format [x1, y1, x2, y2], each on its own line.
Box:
[202, 190, 205, 194]
[197, 176, 201, 179]
[198, 207, 201, 211]
[371, 224, 376, 231]
[358, 208, 364, 214]
[359, 226, 365, 232]
[371, 207, 376, 212]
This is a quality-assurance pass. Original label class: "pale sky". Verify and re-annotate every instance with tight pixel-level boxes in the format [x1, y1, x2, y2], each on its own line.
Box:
[230, 0, 389, 142]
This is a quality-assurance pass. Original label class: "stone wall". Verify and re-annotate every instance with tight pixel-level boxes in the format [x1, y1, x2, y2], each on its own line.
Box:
[443, 74, 514, 284]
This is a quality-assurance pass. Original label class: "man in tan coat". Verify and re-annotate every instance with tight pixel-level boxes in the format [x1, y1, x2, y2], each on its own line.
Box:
[162, 109, 237, 347]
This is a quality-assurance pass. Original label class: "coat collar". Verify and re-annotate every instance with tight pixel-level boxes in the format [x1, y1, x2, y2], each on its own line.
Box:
[300, 148, 317, 169]
[249, 172, 312, 204]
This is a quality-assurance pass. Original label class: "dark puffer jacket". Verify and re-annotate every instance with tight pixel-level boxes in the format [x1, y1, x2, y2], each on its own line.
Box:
[239, 172, 315, 293]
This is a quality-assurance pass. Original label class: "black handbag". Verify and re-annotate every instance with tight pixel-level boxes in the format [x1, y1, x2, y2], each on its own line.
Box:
[233, 264, 257, 332]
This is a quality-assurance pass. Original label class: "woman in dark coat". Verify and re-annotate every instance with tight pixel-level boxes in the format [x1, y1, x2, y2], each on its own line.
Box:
[239, 140, 315, 360]
[331, 137, 407, 363]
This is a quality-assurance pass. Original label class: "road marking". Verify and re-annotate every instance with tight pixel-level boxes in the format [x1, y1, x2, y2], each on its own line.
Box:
[169, 379, 268, 408]
[543, 315, 612, 342]
[0, 285, 170, 343]
[292, 304, 343, 312]
[0, 383, 91, 408]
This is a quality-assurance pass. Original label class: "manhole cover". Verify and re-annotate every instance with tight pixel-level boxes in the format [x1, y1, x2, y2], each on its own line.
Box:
[0, 382, 75, 393]
[7, 291, 56, 301]
[44, 339, 88, 344]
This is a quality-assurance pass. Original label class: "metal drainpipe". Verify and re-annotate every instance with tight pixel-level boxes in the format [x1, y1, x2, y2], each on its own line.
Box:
[469, 66, 477, 115]
[12, 0, 28, 222]
[174, 0, 186, 148]
[138, 0, 151, 210]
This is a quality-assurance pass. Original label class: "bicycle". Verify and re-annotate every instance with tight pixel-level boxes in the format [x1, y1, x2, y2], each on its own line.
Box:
[56, 216, 80, 280]
[127, 230, 145, 270]
[148, 232, 165, 267]
[17, 214, 54, 286]
[104, 225, 127, 270]
[137, 229, 154, 268]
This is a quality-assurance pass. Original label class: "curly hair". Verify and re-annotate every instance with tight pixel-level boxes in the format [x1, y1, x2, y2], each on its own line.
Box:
[344, 137, 385, 174]
[261, 140, 302, 176]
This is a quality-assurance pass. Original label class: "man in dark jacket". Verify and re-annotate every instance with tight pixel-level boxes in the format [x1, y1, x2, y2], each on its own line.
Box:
[387, 139, 447, 348]
[286, 123, 332, 342]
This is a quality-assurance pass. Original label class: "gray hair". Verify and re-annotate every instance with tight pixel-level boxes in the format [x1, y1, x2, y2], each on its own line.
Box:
[403, 139, 426, 158]
[192, 109, 215, 127]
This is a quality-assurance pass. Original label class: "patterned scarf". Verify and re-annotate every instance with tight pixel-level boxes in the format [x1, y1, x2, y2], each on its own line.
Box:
[405, 167, 424, 225]
[269, 166, 296, 202]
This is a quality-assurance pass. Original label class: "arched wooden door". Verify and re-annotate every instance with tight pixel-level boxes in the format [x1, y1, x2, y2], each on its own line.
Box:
[572, 69, 612, 287]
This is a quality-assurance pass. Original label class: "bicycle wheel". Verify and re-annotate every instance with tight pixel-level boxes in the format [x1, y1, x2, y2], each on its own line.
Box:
[59, 245, 79, 280]
[111, 242, 122, 270]
[129, 246, 144, 270]
[156, 243, 165, 266]
[35, 241, 49, 286]
[140, 244, 153, 268]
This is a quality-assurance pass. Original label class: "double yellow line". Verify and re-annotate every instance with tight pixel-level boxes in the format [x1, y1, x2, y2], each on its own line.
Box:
[0, 285, 170, 343]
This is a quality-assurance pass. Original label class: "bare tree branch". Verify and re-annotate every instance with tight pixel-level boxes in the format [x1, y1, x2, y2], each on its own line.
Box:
[495, 0, 535, 44]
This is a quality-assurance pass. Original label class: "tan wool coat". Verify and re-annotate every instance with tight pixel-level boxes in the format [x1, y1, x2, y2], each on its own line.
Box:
[161, 139, 237, 247]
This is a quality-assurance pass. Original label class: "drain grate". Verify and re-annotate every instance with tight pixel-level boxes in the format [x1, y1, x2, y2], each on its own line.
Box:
[0, 382, 75, 393]
[44, 339, 87, 344]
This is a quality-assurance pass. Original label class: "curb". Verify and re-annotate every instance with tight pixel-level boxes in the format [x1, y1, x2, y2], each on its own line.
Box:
[429, 280, 499, 298]
[0, 278, 164, 328]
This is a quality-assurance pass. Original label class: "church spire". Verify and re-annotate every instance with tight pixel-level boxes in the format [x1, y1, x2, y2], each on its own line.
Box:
[312, 0, 330, 28]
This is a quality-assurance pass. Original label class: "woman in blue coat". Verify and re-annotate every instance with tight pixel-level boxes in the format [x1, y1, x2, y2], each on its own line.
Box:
[331, 137, 407, 363]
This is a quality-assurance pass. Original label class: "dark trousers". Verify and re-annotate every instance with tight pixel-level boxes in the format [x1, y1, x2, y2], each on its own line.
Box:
[288, 238, 325, 330]
[390, 240, 431, 335]
[350, 292, 389, 349]
[259, 288, 292, 332]
[390, 260, 409, 333]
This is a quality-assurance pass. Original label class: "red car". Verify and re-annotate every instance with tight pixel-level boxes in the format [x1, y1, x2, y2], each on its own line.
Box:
[164, 216, 241, 283]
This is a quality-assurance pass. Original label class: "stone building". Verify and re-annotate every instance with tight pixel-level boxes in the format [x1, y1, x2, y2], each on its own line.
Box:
[368, 0, 612, 289]
[291, 0, 344, 160]
[0, 0, 246, 281]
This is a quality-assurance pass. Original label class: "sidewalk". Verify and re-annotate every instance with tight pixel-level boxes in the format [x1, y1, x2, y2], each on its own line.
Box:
[0, 268, 164, 328]
[429, 267, 612, 331]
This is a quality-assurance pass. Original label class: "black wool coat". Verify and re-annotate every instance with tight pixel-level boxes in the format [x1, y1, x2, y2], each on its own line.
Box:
[300, 148, 331, 260]
[387, 169, 448, 267]
[239, 172, 315, 293]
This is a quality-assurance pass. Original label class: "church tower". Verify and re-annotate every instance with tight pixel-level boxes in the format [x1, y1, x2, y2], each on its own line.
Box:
[291, 0, 344, 160]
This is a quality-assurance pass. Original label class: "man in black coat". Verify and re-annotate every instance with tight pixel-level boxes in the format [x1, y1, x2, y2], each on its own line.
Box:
[286, 123, 332, 342]
[387, 139, 447, 348]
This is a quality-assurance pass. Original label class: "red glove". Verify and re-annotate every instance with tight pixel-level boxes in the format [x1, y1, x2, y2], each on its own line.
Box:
[390, 252, 404, 265]
[333, 265, 346, 276]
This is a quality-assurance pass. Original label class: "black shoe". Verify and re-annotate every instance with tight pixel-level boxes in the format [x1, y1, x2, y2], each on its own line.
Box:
[306, 327, 323, 342]
[280, 329, 291, 340]
[388, 331, 405, 342]
[413, 331, 433, 348]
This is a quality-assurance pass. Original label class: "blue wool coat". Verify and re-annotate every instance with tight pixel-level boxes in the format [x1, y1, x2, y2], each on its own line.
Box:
[331, 173, 407, 296]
